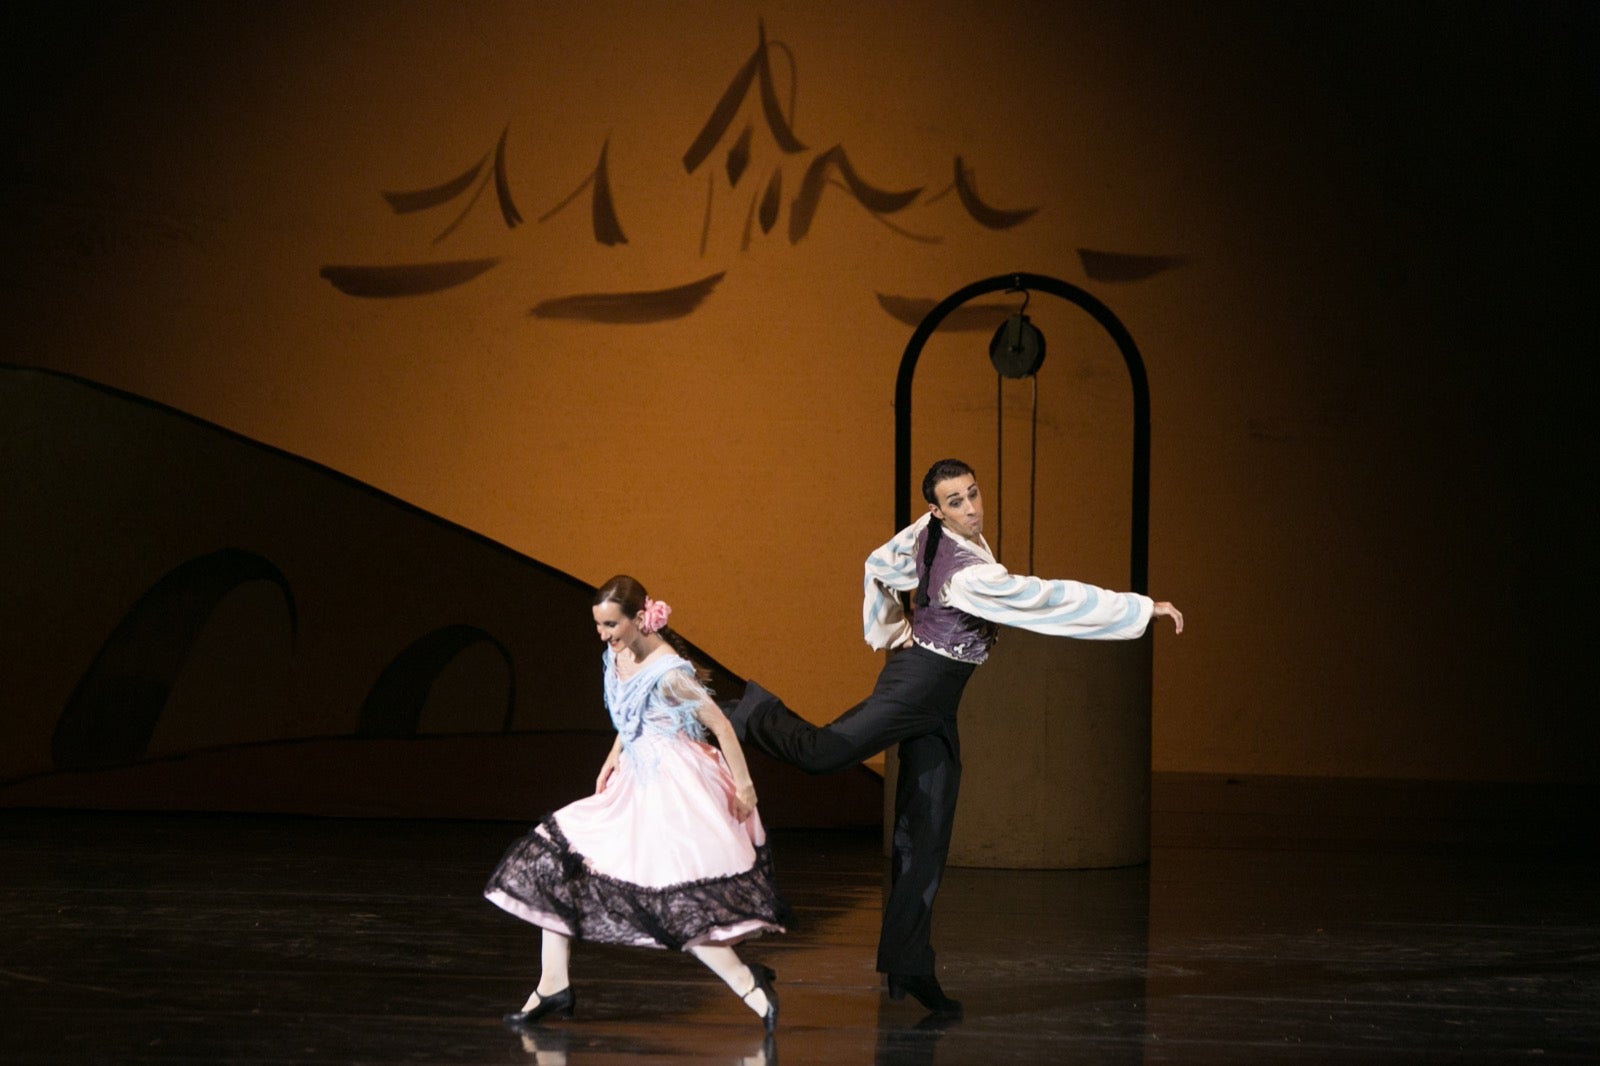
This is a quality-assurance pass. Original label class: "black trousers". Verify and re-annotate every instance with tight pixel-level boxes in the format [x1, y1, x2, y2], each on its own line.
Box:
[730, 645, 977, 976]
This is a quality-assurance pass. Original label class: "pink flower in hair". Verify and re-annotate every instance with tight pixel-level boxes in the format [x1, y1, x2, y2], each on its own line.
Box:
[641, 597, 672, 634]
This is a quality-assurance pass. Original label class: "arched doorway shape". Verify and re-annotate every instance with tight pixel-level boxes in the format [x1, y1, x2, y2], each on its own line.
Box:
[889, 272, 1155, 869]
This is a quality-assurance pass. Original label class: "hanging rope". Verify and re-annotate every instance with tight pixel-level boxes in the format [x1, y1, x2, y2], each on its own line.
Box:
[1029, 374, 1039, 575]
[992, 285, 1046, 570]
[995, 371, 1004, 560]
[995, 362, 1041, 572]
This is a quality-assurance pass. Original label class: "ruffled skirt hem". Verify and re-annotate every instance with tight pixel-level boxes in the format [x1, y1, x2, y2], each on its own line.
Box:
[484, 816, 788, 951]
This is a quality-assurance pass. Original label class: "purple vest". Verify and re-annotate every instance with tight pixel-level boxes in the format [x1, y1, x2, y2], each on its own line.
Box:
[911, 525, 998, 663]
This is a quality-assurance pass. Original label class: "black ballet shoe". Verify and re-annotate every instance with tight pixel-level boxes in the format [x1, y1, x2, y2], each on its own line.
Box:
[886, 973, 962, 1016]
[742, 963, 779, 1033]
[501, 986, 575, 1027]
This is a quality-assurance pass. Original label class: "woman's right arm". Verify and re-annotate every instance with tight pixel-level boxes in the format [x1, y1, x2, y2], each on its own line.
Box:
[595, 734, 623, 793]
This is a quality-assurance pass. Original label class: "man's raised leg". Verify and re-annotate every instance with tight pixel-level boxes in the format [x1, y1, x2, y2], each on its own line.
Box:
[728, 667, 933, 774]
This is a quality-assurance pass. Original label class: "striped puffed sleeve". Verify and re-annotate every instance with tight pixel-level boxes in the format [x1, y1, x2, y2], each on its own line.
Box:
[861, 514, 929, 650]
[944, 562, 1153, 640]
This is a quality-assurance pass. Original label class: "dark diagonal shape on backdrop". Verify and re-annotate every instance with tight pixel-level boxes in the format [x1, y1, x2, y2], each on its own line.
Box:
[741, 168, 785, 251]
[758, 168, 782, 234]
[875, 293, 1019, 331]
[727, 125, 753, 186]
[318, 259, 501, 298]
[1077, 248, 1189, 282]
[531, 271, 727, 324]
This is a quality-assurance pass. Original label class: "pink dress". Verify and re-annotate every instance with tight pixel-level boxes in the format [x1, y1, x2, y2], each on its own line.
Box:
[484, 650, 786, 949]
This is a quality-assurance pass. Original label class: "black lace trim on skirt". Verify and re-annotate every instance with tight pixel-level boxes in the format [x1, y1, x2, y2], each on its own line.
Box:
[484, 815, 790, 950]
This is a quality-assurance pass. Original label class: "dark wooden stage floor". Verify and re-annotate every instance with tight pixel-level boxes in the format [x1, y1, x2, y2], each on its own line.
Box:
[3, 776, 1596, 1064]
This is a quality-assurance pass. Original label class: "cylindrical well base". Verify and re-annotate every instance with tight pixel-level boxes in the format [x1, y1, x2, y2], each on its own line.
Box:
[885, 629, 1152, 869]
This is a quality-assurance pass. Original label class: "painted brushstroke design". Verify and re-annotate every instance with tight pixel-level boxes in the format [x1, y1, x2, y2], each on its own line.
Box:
[683, 18, 806, 174]
[875, 293, 1024, 332]
[789, 146, 922, 243]
[531, 271, 727, 324]
[590, 140, 627, 245]
[319, 259, 501, 298]
[493, 126, 524, 228]
[727, 125, 754, 186]
[758, 168, 782, 234]
[1077, 248, 1188, 282]
[736, 166, 785, 251]
[383, 158, 486, 213]
[953, 156, 1039, 230]
[382, 125, 523, 243]
[324, 20, 1119, 314]
[536, 138, 628, 245]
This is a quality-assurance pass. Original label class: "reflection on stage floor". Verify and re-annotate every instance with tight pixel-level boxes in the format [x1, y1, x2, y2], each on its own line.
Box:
[2, 776, 1596, 1063]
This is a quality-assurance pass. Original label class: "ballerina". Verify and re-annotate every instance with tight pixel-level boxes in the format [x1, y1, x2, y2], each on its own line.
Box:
[485, 575, 786, 1031]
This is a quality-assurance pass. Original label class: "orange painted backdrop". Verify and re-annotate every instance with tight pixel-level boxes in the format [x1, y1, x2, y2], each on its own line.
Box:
[2, 1, 1591, 783]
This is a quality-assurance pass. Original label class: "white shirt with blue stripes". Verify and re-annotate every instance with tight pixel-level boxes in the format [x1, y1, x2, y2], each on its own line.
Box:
[861, 513, 1154, 655]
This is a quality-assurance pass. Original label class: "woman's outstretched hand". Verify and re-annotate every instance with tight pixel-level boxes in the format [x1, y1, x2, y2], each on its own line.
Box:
[1154, 601, 1184, 634]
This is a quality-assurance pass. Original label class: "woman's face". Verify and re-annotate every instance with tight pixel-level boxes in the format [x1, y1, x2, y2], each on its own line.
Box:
[592, 600, 648, 655]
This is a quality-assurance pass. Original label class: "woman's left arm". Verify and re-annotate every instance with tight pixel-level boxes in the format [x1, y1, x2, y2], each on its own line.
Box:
[695, 700, 759, 821]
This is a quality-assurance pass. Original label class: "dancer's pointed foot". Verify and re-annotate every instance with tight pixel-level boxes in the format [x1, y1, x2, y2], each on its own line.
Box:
[741, 963, 779, 1032]
[502, 986, 575, 1027]
[886, 972, 962, 1016]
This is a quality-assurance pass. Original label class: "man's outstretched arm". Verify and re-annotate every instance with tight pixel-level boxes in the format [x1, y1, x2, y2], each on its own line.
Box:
[945, 563, 1181, 639]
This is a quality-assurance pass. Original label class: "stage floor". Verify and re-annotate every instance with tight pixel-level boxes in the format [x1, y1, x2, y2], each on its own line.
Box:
[2, 777, 1596, 1064]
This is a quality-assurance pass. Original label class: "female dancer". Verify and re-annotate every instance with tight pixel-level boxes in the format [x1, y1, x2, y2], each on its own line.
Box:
[484, 575, 785, 1031]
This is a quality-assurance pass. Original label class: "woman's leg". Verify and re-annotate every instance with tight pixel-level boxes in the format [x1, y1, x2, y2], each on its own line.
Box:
[505, 929, 577, 1024]
[517, 928, 571, 1009]
[688, 944, 771, 1020]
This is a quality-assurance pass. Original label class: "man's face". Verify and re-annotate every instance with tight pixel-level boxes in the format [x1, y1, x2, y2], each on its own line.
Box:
[929, 474, 983, 539]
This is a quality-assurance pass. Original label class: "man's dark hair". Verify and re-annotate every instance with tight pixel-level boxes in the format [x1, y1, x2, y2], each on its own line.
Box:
[920, 458, 975, 505]
[914, 459, 976, 608]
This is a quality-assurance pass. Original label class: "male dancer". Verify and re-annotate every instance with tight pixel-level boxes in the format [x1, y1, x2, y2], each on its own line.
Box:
[725, 458, 1183, 1016]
